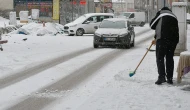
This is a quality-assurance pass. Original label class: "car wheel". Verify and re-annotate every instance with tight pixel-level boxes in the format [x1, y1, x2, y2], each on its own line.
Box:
[76, 28, 84, 36]
[68, 34, 74, 36]
[139, 22, 145, 27]
[130, 32, 135, 47]
[125, 36, 131, 49]
[94, 43, 99, 48]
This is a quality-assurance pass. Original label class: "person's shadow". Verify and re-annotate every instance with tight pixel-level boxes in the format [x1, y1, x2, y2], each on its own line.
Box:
[175, 75, 190, 91]
[181, 86, 190, 91]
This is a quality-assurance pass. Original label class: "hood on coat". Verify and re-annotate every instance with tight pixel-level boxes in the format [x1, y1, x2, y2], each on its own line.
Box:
[161, 7, 172, 12]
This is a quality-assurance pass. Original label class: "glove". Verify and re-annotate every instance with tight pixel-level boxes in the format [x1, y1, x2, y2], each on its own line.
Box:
[152, 39, 156, 45]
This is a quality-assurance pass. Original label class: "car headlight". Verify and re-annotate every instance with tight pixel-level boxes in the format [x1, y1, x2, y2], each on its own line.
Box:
[94, 33, 101, 37]
[70, 24, 77, 27]
[119, 33, 127, 37]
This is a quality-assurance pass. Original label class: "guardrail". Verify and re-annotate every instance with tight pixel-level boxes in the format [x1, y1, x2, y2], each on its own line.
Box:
[0, 25, 22, 34]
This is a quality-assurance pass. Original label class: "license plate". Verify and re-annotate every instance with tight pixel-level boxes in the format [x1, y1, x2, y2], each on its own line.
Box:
[64, 31, 69, 34]
[104, 38, 116, 41]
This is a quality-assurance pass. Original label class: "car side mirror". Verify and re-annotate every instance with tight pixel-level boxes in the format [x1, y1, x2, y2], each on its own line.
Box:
[85, 21, 90, 24]
[128, 27, 134, 30]
[94, 26, 98, 29]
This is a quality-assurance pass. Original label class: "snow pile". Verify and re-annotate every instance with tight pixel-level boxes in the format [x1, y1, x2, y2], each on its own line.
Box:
[0, 16, 8, 21]
[181, 51, 190, 55]
[11, 22, 64, 36]
[0, 16, 9, 27]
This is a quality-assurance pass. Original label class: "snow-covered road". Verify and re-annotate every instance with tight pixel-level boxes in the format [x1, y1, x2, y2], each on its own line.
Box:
[1, 24, 190, 110]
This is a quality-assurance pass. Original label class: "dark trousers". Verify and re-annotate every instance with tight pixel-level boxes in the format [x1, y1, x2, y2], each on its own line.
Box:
[156, 39, 177, 80]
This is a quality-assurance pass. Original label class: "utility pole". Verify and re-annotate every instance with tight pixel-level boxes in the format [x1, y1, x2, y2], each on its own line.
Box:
[164, 0, 166, 7]
[121, 0, 123, 12]
[102, 0, 104, 13]
[100, 0, 104, 13]
[125, 0, 128, 12]
[147, 0, 149, 23]
[140, 0, 142, 11]
[72, 0, 73, 21]
[119, 0, 122, 12]
[157, 0, 158, 11]
[26, 0, 28, 10]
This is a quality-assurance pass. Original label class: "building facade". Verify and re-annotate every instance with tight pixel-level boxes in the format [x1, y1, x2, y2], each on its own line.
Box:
[0, 0, 14, 18]
[60, 0, 95, 25]
[0, 0, 14, 10]
[14, 0, 53, 17]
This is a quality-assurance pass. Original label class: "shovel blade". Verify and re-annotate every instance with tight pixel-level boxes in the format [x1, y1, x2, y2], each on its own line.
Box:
[129, 71, 135, 77]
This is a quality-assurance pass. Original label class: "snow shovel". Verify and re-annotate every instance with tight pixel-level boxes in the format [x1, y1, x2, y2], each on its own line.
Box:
[129, 43, 154, 77]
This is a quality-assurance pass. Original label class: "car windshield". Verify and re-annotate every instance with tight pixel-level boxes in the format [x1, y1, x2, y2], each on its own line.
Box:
[73, 15, 87, 23]
[99, 20, 126, 29]
[120, 13, 131, 18]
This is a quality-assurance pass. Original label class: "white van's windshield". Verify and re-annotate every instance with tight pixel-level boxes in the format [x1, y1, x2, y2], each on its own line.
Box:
[73, 15, 87, 23]
[120, 13, 131, 18]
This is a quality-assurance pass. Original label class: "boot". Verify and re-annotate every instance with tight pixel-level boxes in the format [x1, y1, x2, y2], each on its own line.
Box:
[167, 78, 173, 84]
[155, 77, 166, 85]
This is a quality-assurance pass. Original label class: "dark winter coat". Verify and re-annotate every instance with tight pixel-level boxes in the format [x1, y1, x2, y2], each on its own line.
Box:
[150, 7, 179, 44]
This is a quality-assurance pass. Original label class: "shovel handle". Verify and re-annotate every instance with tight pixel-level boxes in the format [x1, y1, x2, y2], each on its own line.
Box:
[134, 43, 153, 72]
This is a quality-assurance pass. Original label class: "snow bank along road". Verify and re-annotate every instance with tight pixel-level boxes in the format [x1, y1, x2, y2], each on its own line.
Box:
[0, 29, 155, 110]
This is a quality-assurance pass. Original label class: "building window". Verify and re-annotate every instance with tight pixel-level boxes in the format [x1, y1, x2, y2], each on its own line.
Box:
[14, 0, 53, 17]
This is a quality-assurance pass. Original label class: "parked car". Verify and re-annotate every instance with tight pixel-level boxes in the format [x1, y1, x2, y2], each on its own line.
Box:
[63, 13, 114, 36]
[93, 18, 135, 49]
[118, 12, 146, 27]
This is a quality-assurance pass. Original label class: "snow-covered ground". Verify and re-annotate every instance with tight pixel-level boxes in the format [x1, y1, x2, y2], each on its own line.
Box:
[0, 16, 9, 27]
[0, 17, 190, 110]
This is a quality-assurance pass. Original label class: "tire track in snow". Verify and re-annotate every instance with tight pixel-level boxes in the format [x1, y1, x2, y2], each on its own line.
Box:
[135, 29, 151, 36]
[0, 47, 96, 89]
[135, 30, 154, 43]
[6, 49, 126, 110]
[6, 30, 155, 110]
[0, 29, 151, 90]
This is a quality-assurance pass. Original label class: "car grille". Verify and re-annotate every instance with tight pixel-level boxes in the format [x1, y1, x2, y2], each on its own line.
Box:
[102, 34, 118, 37]
[64, 26, 69, 29]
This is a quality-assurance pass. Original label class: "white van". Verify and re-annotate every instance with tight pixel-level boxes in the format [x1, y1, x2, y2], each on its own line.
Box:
[63, 13, 114, 36]
[119, 12, 146, 27]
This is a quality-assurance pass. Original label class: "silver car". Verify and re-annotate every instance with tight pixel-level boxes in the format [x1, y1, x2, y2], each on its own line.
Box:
[93, 18, 135, 49]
